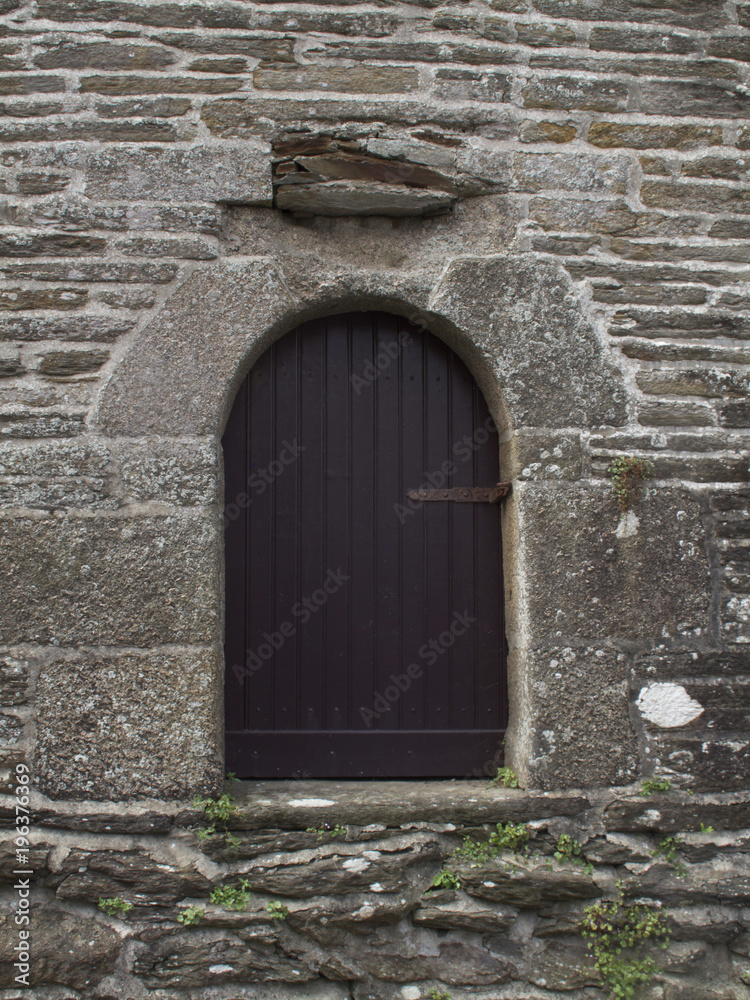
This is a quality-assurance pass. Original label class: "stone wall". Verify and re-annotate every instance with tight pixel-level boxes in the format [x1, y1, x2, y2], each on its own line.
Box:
[1, 6, 750, 993]
[3, 781, 750, 999]
[1, 0, 749, 799]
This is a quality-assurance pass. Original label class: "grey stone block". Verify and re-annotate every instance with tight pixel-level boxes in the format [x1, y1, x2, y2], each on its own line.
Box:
[0, 513, 220, 645]
[85, 143, 272, 203]
[35, 647, 222, 799]
[519, 484, 711, 642]
[430, 256, 628, 428]
[116, 437, 219, 505]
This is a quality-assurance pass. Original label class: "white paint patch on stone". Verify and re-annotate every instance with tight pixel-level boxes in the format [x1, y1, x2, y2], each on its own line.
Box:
[402, 987, 421, 1000]
[209, 965, 235, 974]
[343, 857, 370, 872]
[615, 510, 639, 539]
[636, 682, 704, 729]
[287, 798, 336, 807]
[369, 882, 385, 892]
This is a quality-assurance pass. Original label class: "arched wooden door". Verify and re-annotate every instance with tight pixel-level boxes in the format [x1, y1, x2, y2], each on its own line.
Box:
[223, 312, 508, 778]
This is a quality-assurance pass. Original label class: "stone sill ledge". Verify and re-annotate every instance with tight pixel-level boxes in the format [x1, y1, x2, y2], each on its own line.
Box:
[2, 781, 749, 835]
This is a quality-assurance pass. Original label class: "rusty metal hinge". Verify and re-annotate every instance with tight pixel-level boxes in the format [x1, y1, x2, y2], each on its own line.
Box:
[406, 482, 512, 504]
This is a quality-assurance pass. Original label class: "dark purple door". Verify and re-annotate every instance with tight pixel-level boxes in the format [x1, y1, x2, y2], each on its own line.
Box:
[223, 312, 508, 778]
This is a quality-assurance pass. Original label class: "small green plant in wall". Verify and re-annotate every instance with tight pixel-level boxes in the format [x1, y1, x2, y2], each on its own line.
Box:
[428, 989, 451, 1000]
[453, 821, 530, 864]
[608, 455, 654, 514]
[193, 777, 241, 847]
[554, 834, 593, 874]
[640, 777, 672, 796]
[488, 766, 519, 789]
[306, 823, 346, 840]
[430, 870, 461, 891]
[177, 905, 204, 926]
[210, 878, 251, 911]
[581, 893, 669, 999]
[98, 897, 133, 917]
[266, 900, 289, 920]
[650, 836, 687, 878]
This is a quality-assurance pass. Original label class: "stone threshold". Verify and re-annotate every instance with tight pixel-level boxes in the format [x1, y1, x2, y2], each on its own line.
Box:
[3, 780, 749, 835]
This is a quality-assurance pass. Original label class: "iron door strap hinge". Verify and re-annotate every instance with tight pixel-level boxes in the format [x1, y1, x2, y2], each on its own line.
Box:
[407, 482, 512, 504]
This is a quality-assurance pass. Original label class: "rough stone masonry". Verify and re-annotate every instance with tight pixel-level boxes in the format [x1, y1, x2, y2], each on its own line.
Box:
[0, 0, 749, 996]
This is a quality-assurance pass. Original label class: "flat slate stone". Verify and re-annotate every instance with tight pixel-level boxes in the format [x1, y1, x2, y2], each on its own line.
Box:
[216, 781, 591, 829]
[605, 794, 750, 832]
[275, 180, 455, 217]
[455, 858, 603, 907]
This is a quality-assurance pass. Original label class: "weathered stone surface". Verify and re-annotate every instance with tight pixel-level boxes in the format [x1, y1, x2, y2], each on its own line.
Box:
[0, 408, 87, 438]
[647, 731, 750, 791]
[0, 652, 29, 705]
[256, 65, 418, 94]
[0, 74, 65, 94]
[527, 939, 599, 989]
[513, 151, 629, 193]
[589, 122, 723, 149]
[520, 485, 711, 642]
[0, 479, 114, 510]
[115, 235, 217, 259]
[0, 841, 50, 881]
[0, 513, 219, 645]
[117, 438, 218, 505]
[413, 890, 519, 931]
[640, 81, 750, 118]
[516, 645, 639, 788]
[721, 401, 750, 429]
[523, 78, 628, 112]
[201, 97, 506, 139]
[532, 0, 729, 28]
[667, 905, 745, 943]
[642, 179, 750, 214]
[623, 859, 750, 906]
[53, 847, 213, 903]
[276, 181, 454, 218]
[606, 794, 750, 833]
[85, 143, 272, 203]
[36, 348, 109, 377]
[529, 197, 702, 237]
[0, 906, 120, 990]
[0, 116, 185, 143]
[637, 368, 750, 398]
[638, 402, 715, 427]
[285, 890, 416, 943]
[33, 808, 173, 834]
[95, 259, 298, 435]
[354, 935, 514, 985]
[456, 858, 602, 907]
[35, 647, 222, 799]
[0, 316, 135, 342]
[35, 41, 176, 69]
[190, 55, 245, 73]
[94, 97, 192, 120]
[134, 929, 318, 987]
[212, 780, 591, 830]
[589, 25, 701, 53]
[0, 233, 106, 256]
[0, 287, 88, 310]
[434, 68, 510, 102]
[155, 32, 294, 61]
[430, 256, 627, 427]
[81, 73, 241, 94]
[520, 120, 577, 143]
[633, 650, 750, 682]
[238, 834, 441, 897]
